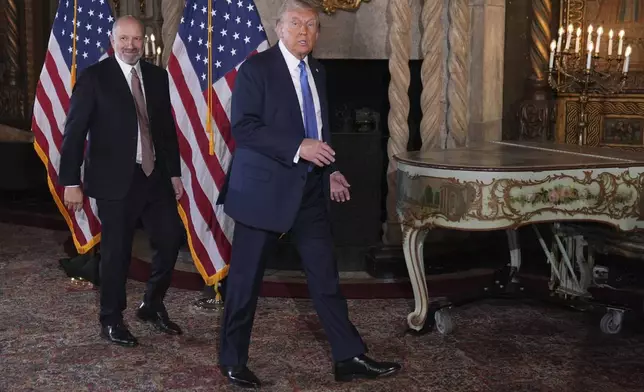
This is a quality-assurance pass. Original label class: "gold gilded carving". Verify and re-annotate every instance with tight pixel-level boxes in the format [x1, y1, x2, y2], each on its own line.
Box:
[558, 97, 644, 147]
[530, 0, 553, 83]
[397, 170, 644, 230]
[563, 100, 603, 145]
[140, 0, 146, 14]
[314, 0, 370, 14]
[561, 0, 585, 28]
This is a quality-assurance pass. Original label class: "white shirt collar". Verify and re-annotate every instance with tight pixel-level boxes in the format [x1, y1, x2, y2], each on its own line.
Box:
[278, 40, 309, 72]
[114, 53, 142, 79]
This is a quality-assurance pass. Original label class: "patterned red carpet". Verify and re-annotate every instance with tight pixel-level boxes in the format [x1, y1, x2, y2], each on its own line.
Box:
[2, 222, 644, 391]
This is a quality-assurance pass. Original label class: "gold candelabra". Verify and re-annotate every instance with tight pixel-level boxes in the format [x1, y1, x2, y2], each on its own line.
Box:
[548, 24, 633, 146]
[143, 33, 162, 66]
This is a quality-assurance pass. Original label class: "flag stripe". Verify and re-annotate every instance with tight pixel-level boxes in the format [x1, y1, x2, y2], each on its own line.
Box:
[168, 0, 268, 284]
[169, 64, 232, 271]
[32, 0, 115, 254]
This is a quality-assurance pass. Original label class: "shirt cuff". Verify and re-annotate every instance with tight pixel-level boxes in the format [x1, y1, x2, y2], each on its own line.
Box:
[293, 146, 301, 163]
[65, 185, 80, 188]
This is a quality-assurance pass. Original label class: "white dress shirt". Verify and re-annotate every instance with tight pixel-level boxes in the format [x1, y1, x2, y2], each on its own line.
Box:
[114, 54, 155, 163]
[277, 40, 323, 163]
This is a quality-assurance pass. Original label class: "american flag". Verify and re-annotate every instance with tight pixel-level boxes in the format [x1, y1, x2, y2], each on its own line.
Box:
[32, 0, 115, 253]
[167, 0, 269, 287]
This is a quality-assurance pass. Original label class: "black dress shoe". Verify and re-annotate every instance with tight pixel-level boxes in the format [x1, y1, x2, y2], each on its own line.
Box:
[100, 323, 138, 347]
[334, 354, 401, 382]
[136, 303, 182, 335]
[220, 365, 261, 389]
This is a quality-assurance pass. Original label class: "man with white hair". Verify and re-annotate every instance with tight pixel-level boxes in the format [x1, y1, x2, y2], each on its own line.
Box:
[217, 0, 402, 388]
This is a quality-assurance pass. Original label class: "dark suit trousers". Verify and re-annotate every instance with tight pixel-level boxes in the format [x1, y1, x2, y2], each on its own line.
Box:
[96, 165, 182, 326]
[219, 169, 367, 366]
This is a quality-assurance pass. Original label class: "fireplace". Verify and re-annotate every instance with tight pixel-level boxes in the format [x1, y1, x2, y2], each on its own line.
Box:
[266, 59, 424, 271]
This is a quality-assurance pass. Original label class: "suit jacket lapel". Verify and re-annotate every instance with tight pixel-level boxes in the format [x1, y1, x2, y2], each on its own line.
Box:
[270, 46, 306, 136]
[106, 57, 138, 131]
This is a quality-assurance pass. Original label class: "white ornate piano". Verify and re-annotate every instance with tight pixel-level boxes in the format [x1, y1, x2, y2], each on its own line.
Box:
[394, 141, 644, 335]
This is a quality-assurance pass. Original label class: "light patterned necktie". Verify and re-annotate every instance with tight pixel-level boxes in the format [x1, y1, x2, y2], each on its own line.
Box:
[130, 68, 154, 176]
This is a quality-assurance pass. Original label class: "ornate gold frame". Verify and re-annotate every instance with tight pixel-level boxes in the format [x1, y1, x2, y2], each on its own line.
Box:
[315, 0, 370, 14]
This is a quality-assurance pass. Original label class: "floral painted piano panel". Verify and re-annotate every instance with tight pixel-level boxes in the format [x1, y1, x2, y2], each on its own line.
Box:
[396, 141, 644, 231]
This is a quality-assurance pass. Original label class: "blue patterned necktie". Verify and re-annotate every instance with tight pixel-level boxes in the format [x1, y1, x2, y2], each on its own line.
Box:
[299, 60, 318, 141]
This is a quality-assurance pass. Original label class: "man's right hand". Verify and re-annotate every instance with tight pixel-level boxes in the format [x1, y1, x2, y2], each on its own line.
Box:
[299, 139, 335, 167]
[64, 187, 84, 212]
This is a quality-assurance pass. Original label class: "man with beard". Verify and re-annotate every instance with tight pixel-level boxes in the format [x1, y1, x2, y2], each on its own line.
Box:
[59, 15, 185, 347]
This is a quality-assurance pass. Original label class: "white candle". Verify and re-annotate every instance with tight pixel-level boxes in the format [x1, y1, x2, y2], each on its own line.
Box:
[624, 45, 632, 73]
[587, 42, 594, 70]
[618, 30, 624, 56]
[557, 27, 564, 52]
[595, 26, 603, 54]
[156, 46, 161, 66]
[608, 29, 614, 56]
[575, 27, 582, 53]
[144, 35, 149, 56]
[565, 24, 573, 51]
[587, 25, 593, 49]
[549, 40, 557, 69]
[150, 34, 156, 57]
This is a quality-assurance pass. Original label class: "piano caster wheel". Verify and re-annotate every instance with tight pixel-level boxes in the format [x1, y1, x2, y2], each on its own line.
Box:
[600, 309, 624, 335]
[434, 308, 454, 335]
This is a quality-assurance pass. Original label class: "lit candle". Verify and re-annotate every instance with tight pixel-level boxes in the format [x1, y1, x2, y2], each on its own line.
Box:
[624, 45, 632, 73]
[549, 40, 557, 70]
[144, 35, 149, 56]
[150, 34, 156, 57]
[587, 25, 593, 49]
[595, 26, 603, 54]
[557, 27, 564, 52]
[587, 42, 594, 70]
[608, 29, 614, 56]
[575, 27, 582, 53]
[565, 24, 573, 51]
[618, 30, 625, 56]
[156, 46, 161, 66]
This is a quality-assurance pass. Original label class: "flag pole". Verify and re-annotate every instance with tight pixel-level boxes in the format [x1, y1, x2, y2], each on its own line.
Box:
[207, 0, 214, 156]
[71, 0, 78, 87]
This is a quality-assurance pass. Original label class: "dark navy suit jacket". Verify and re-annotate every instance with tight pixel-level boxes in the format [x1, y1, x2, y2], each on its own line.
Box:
[218, 44, 335, 233]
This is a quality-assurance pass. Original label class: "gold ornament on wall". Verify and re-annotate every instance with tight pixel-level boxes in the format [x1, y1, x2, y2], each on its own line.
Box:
[314, 0, 370, 14]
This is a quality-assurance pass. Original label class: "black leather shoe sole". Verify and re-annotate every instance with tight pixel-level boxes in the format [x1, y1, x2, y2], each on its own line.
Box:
[100, 331, 138, 347]
[226, 377, 260, 389]
[334, 367, 400, 382]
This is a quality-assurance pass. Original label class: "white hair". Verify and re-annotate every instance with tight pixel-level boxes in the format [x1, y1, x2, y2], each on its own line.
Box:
[276, 0, 320, 26]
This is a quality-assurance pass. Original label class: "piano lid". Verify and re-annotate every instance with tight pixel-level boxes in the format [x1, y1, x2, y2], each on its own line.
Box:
[394, 141, 644, 172]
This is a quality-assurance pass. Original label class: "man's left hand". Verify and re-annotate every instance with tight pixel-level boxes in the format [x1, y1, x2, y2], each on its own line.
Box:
[171, 177, 184, 200]
[330, 172, 350, 202]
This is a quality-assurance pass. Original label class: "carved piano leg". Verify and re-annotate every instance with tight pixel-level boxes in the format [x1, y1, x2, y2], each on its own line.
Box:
[401, 225, 430, 332]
